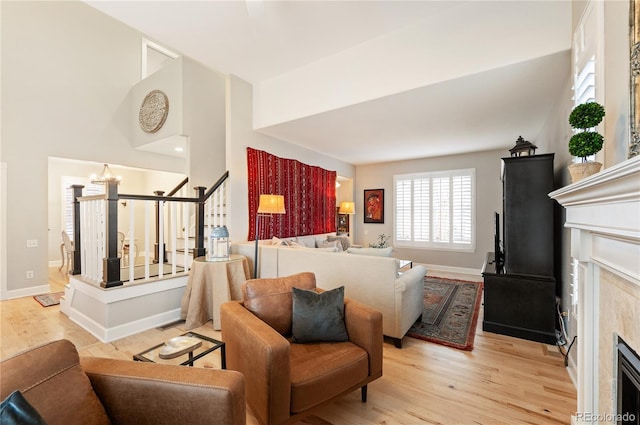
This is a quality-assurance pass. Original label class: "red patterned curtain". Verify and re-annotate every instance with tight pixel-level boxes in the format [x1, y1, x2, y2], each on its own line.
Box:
[247, 147, 336, 240]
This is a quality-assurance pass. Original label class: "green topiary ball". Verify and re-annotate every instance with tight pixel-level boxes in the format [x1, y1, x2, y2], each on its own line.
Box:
[569, 132, 604, 159]
[569, 102, 605, 129]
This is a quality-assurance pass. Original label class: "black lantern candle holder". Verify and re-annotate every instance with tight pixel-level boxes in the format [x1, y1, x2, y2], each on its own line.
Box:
[509, 136, 538, 157]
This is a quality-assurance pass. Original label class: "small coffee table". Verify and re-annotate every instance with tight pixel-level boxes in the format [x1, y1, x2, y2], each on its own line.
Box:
[398, 259, 413, 271]
[133, 331, 226, 368]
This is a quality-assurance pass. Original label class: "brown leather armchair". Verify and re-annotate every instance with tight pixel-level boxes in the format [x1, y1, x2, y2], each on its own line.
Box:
[0, 339, 246, 425]
[220, 272, 383, 425]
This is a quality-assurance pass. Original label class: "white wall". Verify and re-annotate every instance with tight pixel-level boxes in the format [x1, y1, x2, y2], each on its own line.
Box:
[183, 59, 227, 188]
[130, 55, 227, 189]
[226, 75, 355, 244]
[253, 1, 571, 130]
[1, 2, 187, 297]
[130, 58, 184, 150]
[355, 149, 504, 271]
[570, 0, 631, 167]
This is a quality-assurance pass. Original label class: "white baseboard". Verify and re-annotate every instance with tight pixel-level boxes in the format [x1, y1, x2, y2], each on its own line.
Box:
[417, 263, 482, 278]
[69, 307, 182, 343]
[0, 284, 51, 301]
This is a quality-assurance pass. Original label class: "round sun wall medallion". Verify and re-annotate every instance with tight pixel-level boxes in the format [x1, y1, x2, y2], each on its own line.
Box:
[139, 89, 169, 133]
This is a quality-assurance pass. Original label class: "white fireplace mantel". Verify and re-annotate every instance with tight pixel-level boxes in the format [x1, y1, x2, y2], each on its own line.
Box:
[550, 156, 640, 424]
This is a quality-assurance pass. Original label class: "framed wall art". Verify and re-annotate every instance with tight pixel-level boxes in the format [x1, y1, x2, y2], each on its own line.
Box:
[364, 189, 384, 223]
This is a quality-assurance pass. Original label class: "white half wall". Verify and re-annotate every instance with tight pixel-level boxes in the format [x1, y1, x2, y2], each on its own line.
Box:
[64, 275, 188, 343]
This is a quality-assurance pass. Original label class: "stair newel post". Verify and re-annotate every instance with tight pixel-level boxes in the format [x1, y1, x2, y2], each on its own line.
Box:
[153, 190, 167, 264]
[193, 186, 206, 259]
[70, 185, 84, 276]
[101, 180, 122, 288]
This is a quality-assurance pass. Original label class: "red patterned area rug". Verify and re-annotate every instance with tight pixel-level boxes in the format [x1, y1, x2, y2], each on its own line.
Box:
[407, 276, 483, 351]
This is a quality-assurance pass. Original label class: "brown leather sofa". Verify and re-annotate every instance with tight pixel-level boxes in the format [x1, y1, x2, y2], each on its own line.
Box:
[0, 339, 246, 425]
[220, 272, 383, 425]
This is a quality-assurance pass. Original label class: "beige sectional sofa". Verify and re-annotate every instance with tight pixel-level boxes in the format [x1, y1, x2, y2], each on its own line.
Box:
[232, 236, 427, 348]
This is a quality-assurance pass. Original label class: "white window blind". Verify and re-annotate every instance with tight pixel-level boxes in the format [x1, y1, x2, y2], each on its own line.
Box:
[394, 169, 475, 251]
[572, 1, 603, 162]
[62, 177, 103, 239]
[574, 57, 595, 105]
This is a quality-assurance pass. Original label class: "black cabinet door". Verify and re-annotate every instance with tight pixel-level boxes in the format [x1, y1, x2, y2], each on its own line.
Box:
[482, 253, 557, 344]
[483, 271, 557, 344]
[502, 154, 555, 276]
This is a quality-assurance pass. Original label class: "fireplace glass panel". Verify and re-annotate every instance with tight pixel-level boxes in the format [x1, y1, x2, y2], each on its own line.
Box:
[617, 337, 640, 425]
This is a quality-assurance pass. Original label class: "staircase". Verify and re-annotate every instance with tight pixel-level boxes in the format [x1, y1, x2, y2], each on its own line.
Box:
[70, 171, 229, 288]
[60, 171, 230, 342]
[171, 180, 227, 264]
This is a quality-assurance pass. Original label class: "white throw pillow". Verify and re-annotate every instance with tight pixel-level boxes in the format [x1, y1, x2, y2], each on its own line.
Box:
[317, 240, 343, 252]
[289, 242, 337, 252]
[327, 235, 351, 251]
[315, 246, 339, 252]
[346, 247, 393, 257]
[296, 236, 317, 248]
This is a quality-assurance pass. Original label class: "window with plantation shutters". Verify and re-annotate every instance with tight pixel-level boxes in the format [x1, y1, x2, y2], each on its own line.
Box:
[394, 169, 475, 251]
[62, 177, 103, 239]
[572, 0, 603, 162]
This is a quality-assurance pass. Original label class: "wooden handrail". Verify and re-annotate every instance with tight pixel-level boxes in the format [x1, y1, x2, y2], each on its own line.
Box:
[166, 177, 189, 197]
[119, 194, 197, 203]
[204, 170, 229, 201]
[73, 171, 230, 287]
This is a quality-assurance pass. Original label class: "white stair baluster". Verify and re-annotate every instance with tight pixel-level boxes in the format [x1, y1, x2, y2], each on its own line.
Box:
[170, 201, 177, 275]
[144, 201, 150, 280]
[128, 199, 135, 283]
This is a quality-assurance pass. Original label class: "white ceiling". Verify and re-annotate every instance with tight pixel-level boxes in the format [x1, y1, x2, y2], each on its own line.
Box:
[86, 0, 572, 165]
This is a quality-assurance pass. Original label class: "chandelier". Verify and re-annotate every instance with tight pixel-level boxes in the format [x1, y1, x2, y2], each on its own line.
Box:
[90, 164, 121, 185]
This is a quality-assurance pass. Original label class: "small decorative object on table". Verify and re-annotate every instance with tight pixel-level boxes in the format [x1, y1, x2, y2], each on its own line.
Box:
[369, 233, 390, 248]
[133, 332, 226, 368]
[208, 225, 230, 261]
[159, 336, 202, 359]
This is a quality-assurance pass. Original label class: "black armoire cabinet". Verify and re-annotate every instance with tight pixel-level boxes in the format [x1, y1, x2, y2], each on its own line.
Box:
[482, 154, 557, 344]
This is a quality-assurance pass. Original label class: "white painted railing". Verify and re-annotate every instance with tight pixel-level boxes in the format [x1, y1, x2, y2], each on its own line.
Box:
[78, 194, 106, 284]
[204, 178, 227, 240]
[76, 176, 228, 287]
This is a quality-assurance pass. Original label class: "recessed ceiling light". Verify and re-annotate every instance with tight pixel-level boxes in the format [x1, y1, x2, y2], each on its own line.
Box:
[174, 147, 184, 152]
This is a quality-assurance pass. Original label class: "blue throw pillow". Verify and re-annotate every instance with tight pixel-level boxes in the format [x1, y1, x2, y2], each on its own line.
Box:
[0, 391, 47, 425]
[291, 286, 348, 343]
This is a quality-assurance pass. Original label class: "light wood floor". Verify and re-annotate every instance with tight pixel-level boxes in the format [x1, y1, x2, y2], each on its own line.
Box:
[0, 267, 576, 424]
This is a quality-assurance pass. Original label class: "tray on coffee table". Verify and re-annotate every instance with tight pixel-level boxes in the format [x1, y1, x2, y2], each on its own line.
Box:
[133, 331, 226, 368]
